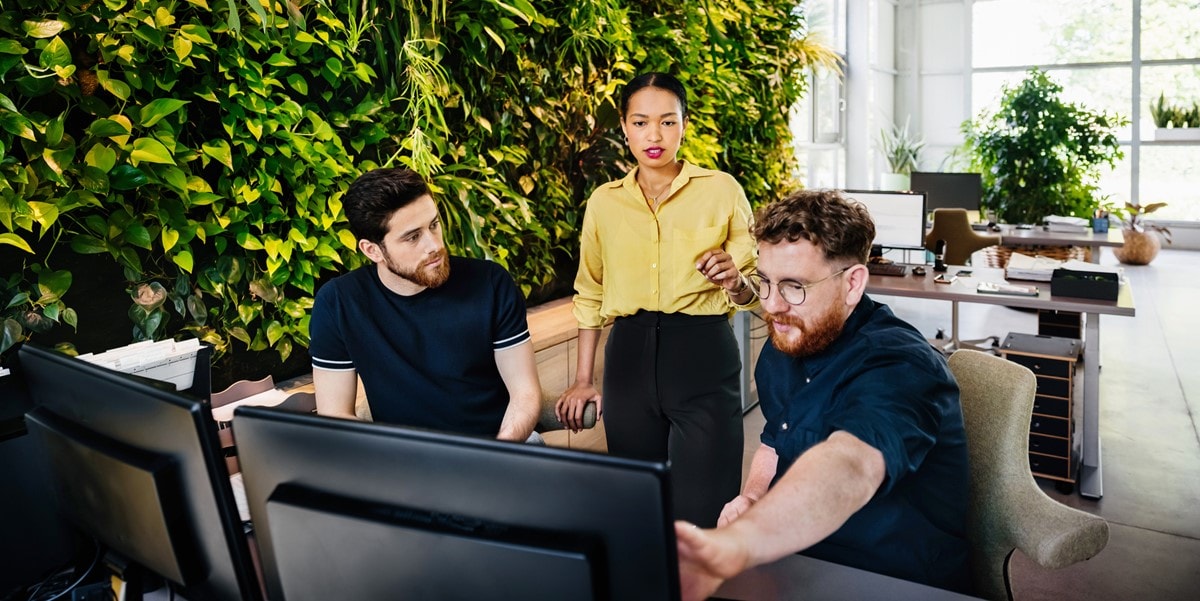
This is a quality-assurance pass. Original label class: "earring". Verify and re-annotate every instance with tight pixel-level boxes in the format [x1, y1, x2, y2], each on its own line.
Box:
[623, 135, 628, 142]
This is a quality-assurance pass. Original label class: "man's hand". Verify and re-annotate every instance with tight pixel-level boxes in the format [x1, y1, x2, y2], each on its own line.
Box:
[555, 382, 602, 433]
[675, 521, 751, 601]
[717, 494, 757, 527]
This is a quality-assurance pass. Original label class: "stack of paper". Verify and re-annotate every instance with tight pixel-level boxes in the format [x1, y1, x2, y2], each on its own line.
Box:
[1043, 215, 1090, 233]
[78, 338, 202, 390]
[1005, 252, 1063, 282]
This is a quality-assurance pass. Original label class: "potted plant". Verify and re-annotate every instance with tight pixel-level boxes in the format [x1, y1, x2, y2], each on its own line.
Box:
[879, 116, 924, 191]
[961, 69, 1128, 225]
[1150, 93, 1200, 141]
[1112, 202, 1172, 265]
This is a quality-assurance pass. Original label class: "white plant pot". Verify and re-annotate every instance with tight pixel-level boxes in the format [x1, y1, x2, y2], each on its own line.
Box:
[880, 173, 910, 191]
[1154, 128, 1200, 141]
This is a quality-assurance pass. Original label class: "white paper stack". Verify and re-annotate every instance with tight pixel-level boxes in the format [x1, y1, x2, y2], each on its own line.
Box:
[77, 338, 202, 390]
[1005, 252, 1063, 282]
[1043, 215, 1090, 233]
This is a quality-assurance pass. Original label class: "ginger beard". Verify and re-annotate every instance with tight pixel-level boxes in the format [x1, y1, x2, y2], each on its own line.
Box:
[764, 302, 846, 358]
[383, 248, 450, 289]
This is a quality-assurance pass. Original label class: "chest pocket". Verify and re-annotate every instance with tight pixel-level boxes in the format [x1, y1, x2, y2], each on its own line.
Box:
[672, 224, 728, 288]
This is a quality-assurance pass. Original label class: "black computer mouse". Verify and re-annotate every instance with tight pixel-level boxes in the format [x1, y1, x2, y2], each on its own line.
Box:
[989, 223, 1001, 232]
[912, 266, 927, 276]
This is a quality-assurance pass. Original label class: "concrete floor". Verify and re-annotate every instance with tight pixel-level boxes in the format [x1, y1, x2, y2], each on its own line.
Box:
[739, 247, 1200, 599]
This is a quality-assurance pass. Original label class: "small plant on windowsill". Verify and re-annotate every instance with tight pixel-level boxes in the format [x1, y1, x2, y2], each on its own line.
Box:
[1150, 93, 1200, 140]
[879, 116, 925, 190]
[1112, 202, 1172, 265]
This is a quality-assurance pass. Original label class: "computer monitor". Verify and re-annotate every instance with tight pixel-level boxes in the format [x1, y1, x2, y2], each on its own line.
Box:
[233, 407, 680, 601]
[843, 190, 928, 251]
[18, 344, 261, 601]
[909, 172, 983, 213]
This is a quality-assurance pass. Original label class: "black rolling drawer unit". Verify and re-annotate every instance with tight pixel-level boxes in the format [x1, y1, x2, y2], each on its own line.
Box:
[1038, 309, 1082, 340]
[1000, 333, 1080, 489]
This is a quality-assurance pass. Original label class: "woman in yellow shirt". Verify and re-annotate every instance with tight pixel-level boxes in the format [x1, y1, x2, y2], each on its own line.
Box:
[555, 72, 756, 527]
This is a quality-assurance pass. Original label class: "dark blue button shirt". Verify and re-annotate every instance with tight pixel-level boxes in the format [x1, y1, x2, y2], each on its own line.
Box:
[755, 295, 970, 593]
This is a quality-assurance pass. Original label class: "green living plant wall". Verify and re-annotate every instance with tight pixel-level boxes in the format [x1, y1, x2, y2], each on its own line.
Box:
[0, 0, 831, 383]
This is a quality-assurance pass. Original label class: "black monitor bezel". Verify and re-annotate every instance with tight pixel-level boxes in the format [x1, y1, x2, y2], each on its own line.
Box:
[234, 406, 681, 601]
[909, 172, 984, 212]
[17, 343, 261, 601]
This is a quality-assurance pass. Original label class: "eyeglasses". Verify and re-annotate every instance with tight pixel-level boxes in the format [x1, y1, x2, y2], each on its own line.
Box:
[747, 267, 849, 306]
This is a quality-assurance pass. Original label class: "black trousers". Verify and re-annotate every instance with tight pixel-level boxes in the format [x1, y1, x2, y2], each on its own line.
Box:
[603, 311, 744, 527]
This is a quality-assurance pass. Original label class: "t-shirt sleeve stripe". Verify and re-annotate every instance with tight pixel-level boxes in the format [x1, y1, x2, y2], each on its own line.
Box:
[493, 329, 531, 351]
[312, 356, 356, 371]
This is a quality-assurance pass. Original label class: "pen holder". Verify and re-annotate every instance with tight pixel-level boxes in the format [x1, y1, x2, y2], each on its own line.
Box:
[1091, 217, 1109, 233]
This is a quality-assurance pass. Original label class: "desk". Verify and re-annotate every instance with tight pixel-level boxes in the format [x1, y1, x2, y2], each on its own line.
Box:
[997, 225, 1124, 262]
[867, 267, 1135, 499]
[716, 553, 981, 600]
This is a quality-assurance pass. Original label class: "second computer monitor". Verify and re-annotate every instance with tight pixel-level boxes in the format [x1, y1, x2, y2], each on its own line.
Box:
[234, 407, 681, 601]
[910, 172, 983, 212]
[19, 343, 261, 601]
[843, 189, 928, 251]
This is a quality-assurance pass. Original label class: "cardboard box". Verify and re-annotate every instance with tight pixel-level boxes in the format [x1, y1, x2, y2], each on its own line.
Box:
[1050, 268, 1119, 301]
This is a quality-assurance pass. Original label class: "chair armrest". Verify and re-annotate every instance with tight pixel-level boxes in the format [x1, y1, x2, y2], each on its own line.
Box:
[1006, 482, 1110, 569]
[536, 393, 596, 432]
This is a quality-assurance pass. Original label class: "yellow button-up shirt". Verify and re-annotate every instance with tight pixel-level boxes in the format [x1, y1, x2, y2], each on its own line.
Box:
[572, 160, 757, 329]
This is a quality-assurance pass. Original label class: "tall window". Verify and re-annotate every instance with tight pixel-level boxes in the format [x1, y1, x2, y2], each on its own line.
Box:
[794, 0, 847, 188]
[971, 0, 1200, 221]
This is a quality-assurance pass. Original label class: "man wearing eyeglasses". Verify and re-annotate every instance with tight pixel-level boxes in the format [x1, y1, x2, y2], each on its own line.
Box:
[675, 189, 970, 598]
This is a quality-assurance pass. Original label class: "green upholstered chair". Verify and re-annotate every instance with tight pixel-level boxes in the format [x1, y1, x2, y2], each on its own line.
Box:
[948, 350, 1109, 600]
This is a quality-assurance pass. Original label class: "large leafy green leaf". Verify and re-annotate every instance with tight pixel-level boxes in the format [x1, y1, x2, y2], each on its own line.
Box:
[0, 233, 33, 253]
[109, 164, 149, 190]
[139, 98, 190, 128]
[22, 20, 65, 39]
[131, 138, 176, 165]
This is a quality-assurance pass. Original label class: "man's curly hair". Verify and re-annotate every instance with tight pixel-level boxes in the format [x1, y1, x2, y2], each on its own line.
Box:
[752, 189, 876, 266]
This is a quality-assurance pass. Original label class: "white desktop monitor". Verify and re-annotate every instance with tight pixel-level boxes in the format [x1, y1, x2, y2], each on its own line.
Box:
[842, 190, 928, 251]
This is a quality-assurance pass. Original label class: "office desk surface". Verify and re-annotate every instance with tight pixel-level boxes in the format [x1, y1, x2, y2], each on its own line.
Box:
[716, 553, 981, 600]
[997, 224, 1125, 248]
[866, 266, 1135, 317]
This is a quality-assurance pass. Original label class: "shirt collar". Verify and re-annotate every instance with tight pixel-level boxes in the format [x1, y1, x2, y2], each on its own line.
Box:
[607, 159, 711, 194]
[797, 295, 879, 373]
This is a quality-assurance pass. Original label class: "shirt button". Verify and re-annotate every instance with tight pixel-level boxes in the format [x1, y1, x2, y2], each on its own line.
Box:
[651, 263, 657, 268]
[806, 377, 811, 383]
[781, 422, 789, 431]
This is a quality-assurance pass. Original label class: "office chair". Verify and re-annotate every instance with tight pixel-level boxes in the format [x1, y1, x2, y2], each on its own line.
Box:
[925, 208, 1003, 354]
[948, 350, 1109, 601]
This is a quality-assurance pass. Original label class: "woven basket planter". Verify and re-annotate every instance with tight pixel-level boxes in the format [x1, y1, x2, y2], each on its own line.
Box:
[1113, 230, 1162, 265]
[984, 244, 1092, 269]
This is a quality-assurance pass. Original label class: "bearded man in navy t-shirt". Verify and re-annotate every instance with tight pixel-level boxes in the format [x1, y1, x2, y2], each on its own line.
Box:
[309, 168, 540, 441]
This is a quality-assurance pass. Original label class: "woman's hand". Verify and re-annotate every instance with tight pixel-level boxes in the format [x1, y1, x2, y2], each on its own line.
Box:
[695, 249, 744, 291]
[555, 382, 602, 433]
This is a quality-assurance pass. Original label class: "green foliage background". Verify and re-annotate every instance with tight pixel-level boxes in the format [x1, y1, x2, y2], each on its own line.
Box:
[0, 0, 831, 382]
[961, 68, 1127, 225]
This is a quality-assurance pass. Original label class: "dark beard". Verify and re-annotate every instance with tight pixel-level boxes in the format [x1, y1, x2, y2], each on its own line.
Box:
[764, 305, 845, 357]
[384, 250, 451, 289]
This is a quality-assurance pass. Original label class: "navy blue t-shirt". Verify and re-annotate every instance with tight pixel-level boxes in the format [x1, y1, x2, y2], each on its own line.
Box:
[755, 295, 970, 593]
[309, 257, 530, 436]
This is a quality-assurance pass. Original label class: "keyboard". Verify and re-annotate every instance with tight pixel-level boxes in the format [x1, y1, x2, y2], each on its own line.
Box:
[866, 263, 908, 277]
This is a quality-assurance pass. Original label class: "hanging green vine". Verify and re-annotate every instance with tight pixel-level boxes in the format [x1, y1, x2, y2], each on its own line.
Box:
[0, 0, 830, 383]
